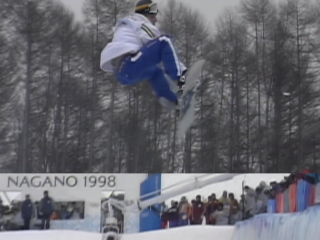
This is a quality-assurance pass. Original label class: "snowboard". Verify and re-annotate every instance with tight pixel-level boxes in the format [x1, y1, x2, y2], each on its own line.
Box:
[177, 59, 205, 138]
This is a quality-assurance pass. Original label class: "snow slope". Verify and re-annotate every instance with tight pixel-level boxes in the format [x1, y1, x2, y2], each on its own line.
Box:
[0, 230, 102, 240]
[231, 205, 320, 240]
[0, 225, 234, 240]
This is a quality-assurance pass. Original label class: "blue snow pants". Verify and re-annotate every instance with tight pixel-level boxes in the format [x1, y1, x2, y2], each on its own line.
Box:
[114, 35, 183, 103]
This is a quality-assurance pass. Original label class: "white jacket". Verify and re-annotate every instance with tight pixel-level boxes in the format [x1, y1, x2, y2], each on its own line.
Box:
[100, 14, 186, 75]
[100, 14, 161, 72]
[211, 210, 229, 225]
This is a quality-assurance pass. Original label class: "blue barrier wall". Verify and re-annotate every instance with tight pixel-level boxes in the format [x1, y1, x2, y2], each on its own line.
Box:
[139, 174, 162, 232]
[267, 179, 316, 213]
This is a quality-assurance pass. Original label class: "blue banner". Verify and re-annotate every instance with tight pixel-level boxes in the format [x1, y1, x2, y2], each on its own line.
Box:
[139, 174, 162, 232]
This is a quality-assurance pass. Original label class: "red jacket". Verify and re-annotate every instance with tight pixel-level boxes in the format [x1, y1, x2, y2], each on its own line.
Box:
[192, 201, 205, 221]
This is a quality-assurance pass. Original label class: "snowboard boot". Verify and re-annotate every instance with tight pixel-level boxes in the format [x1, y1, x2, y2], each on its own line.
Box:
[176, 70, 187, 95]
[174, 71, 187, 117]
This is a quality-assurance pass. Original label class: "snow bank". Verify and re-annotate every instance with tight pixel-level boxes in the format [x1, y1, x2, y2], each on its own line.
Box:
[0, 225, 234, 240]
[123, 225, 234, 240]
[231, 205, 320, 240]
[0, 230, 102, 240]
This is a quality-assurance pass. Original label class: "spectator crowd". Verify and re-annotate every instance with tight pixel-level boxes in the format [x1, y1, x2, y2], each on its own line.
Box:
[0, 190, 84, 231]
[160, 171, 319, 228]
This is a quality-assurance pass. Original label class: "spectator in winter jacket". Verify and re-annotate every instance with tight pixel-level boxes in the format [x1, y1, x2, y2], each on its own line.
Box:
[270, 181, 277, 189]
[219, 191, 230, 206]
[39, 191, 55, 230]
[243, 186, 256, 219]
[178, 196, 192, 226]
[21, 194, 35, 230]
[191, 195, 205, 225]
[204, 196, 218, 225]
[258, 181, 269, 192]
[256, 187, 269, 214]
[228, 193, 239, 224]
[211, 193, 217, 201]
[255, 187, 265, 214]
[210, 202, 229, 225]
[238, 194, 246, 221]
[166, 201, 179, 228]
[269, 181, 279, 199]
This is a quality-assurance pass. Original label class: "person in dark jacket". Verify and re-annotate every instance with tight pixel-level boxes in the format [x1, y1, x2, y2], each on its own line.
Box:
[21, 194, 35, 229]
[204, 196, 218, 225]
[39, 191, 55, 230]
[160, 202, 168, 229]
[166, 201, 179, 228]
[191, 195, 205, 225]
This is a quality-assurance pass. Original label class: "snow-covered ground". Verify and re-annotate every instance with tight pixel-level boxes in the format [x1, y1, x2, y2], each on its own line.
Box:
[0, 225, 234, 240]
[0, 230, 101, 240]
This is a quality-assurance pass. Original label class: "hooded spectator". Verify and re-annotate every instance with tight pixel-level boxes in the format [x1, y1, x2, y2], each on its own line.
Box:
[244, 186, 256, 219]
[258, 181, 269, 191]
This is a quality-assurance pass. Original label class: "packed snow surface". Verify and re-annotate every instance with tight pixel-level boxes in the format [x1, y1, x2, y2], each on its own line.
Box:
[0, 225, 234, 240]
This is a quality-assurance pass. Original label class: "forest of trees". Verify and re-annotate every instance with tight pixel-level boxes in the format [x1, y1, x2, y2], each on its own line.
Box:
[0, 0, 320, 173]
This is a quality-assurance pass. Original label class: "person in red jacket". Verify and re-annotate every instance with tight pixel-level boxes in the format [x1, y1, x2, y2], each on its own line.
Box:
[191, 195, 205, 225]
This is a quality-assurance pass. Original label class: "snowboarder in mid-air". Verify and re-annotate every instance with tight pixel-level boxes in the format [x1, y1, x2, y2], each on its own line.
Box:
[100, 0, 187, 112]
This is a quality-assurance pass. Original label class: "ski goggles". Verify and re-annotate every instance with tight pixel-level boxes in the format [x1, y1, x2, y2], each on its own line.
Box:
[136, 2, 159, 15]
